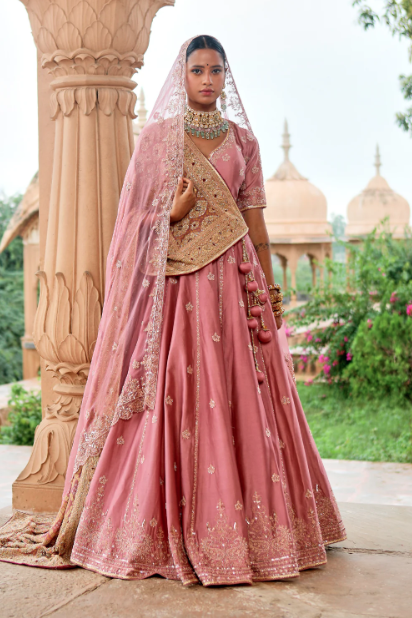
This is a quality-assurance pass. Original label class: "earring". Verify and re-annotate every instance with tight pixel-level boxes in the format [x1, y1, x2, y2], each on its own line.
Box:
[220, 86, 227, 112]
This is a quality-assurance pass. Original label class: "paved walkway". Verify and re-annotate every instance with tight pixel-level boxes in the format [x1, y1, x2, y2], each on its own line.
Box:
[1, 446, 411, 617]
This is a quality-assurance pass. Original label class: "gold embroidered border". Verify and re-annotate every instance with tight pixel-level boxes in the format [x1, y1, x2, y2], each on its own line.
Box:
[166, 134, 248, 276]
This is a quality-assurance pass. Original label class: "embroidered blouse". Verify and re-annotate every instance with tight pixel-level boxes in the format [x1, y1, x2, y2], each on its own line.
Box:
[209, 121, 267, 213]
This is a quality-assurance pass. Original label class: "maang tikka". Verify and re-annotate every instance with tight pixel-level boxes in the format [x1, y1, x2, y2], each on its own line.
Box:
[220, 86, 227, 112]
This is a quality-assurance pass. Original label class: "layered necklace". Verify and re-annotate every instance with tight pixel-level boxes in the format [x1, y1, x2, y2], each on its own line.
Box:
[184, 105, 229, 140]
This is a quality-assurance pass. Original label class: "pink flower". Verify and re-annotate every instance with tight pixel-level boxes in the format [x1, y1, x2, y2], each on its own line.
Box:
[407, 304, 412, 317]
[315, 337, 321, 343]
[300, 355, 309, 364]
[300, 309, 306, 318]
[346, 352, 353, 361]
[306, 334, 313, 342]
[324, 356, 329, 362]
[284, 326, 294, 337]
[304, 379, 313, 386]
[378, 267, 381, 272]
[323, 364, 331, 375]
[367, 318, 373, 329]
[332, 360, 338, 367]
[390, 292, 398, 303]
[344, 336, 348, 342]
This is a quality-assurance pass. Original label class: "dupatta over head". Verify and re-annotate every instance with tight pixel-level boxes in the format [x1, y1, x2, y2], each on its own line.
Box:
[67, 36, 262, 485]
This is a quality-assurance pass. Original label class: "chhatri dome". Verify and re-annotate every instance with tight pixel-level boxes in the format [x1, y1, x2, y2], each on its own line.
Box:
[263, 121, 332, 300]
[264, 121, 331, 243]
[346, 146, 410, 239]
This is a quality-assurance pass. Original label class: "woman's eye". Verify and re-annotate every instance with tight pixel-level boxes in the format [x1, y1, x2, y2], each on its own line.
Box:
[192, 69, 201, 75]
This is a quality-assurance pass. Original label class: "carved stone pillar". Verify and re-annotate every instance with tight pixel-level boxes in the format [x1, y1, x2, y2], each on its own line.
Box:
[14, 0, 174, 512]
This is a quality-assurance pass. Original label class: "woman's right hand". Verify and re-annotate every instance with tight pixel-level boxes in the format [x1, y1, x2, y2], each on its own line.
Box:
[170, 177, 197, 223]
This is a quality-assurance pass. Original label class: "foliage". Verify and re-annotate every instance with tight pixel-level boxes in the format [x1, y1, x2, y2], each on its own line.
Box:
[0, 384, 42, 445]
[0, 194, 23, 270]
[0, 195, 25, 385]
[352, 0, 412, 134]
[298, 382, 412, 462]
[288, 224, 412, 399]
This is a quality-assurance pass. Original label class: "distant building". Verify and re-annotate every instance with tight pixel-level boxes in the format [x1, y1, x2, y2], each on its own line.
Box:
[264, 121, 332, 299]
[0, 173, 40, 379]
[346, 146, 410, 240]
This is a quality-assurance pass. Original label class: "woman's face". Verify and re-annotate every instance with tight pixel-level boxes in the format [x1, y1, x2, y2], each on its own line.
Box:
[185, 48, 225, 111]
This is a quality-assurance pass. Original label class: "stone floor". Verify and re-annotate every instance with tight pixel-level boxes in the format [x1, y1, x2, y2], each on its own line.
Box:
[1, 447, 411, 617]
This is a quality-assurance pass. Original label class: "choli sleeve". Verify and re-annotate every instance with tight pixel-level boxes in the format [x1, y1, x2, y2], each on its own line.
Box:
[237, 137, 267, 213]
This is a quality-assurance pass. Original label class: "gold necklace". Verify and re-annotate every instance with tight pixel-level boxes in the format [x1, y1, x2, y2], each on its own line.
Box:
[184, 105, 229, 140]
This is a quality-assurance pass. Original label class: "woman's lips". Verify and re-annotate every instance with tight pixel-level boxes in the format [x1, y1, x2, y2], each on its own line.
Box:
[200, 90, 213, 95]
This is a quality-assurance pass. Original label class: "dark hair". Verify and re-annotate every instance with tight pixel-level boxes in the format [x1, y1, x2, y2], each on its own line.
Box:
[186, 35, 227, 66]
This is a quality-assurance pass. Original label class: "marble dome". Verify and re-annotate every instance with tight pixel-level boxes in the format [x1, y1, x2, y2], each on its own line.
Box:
[346, 146, 410, 239]
[264, 121, 331, 243]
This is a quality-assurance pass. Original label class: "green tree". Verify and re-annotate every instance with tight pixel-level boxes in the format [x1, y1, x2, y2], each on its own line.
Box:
[0, 194, 24, 384]
[353, 1, 412, 134]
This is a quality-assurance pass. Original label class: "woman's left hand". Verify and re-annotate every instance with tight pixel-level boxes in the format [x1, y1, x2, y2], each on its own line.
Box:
[275, 315, 283, 330]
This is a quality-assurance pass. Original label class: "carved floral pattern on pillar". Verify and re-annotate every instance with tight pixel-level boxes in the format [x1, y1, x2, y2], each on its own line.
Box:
[15, 0, 173, 496]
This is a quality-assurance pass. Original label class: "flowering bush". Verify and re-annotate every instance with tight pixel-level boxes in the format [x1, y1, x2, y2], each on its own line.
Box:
[287, 224, 412, 399]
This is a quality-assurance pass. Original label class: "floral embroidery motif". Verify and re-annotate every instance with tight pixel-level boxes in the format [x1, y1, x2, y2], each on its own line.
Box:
[257, 386, 261, 394]
[199, 501, 249, 570]
[209, 399, 216, 409]
[212, 333, 221, 342]
[281, 396, 291, 405]
[165, 395, 173, 405]
[207, 272, 215, 280]
[180, 496, 186, 506]
[112, 342, 118, 351]
[271, 473, 280, 483]
[152, 415, 158, 423]
[248, 343, 258, 352]
[132, 360, 140, 369]
[227, 255, 236, 264]
[169, 277, 178, 284]
[306, 489, 314, 499]
[265, 428, 271, 437]
[185, 302, 193, 311]
[182, 429, 191, 440]
[235, 501, 243, 511]
[142, 279, 150, 288]
[150, 518, 157, 527]
[208, 465, 215, 474]
[141, 455, 145, 464]
[222, 153, 231, 161]
[114, 306, 118, 311]
[116, 260, 122, 268]
[239, 168, 245, 177]
[279, 439, 285, 449]
[125, 182, 132, 191]
[239, 299, 245, 307]
[187, 365, 193, 374]
[117, 436, 125, 445]
[252, 166, 260, 174]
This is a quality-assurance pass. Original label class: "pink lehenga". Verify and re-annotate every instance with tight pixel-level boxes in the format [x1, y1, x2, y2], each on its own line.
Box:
[0, 38, 345, 586]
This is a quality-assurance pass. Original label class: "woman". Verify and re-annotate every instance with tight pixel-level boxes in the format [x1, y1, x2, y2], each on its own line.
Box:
[0, 36, 345, 586]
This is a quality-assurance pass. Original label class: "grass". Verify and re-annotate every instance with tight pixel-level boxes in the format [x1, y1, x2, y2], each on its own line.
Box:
[297, 382, 412, 463]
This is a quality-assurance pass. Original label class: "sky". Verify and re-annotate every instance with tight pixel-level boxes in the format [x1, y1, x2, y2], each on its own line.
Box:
[1, 0, 411, 222]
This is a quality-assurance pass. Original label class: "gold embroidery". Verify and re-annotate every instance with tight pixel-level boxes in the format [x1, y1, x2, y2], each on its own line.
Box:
[152, 415, 158, 423]
[142, 279, 150, 288]
[209, 399, 216, 409]
[132, 360, 140, 369]
[165, 395, 173, 405]
[169, 277, 178, 284]
[207, 272, 215, 281]
[279, 439, 285, 449]
[281, 396, 291, 405]
[185, 302, 193, 312]
[265, 428, 271, 437]
[212, 333, 220, 342]
[112, 342, 118, 351]
[180, 496, 187, 507]
[227, 255, 236, 264]
[187, 365, 193, 374]
[166, 134, 248, 276]
[182, 429, 191, 439]
[117, 436, 125, 445]
[208, 465, 215, 474]
[141, 455, 145, 464]
[306, 490, 314, 499]
[271, 473, 280, 483]
[239, 299, 245, 307]
[235, 501, 243, 510]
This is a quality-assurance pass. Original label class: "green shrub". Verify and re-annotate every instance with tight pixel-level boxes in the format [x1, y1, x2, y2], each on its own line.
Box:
[288, 223, 412, 399]
[0, 384, 42, 445]
[345, 312, 412, 399]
